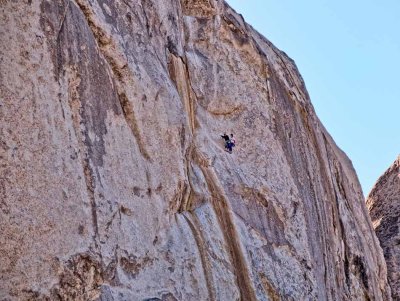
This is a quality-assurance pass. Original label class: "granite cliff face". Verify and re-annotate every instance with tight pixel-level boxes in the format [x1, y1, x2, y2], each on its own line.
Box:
[0, 1, 391, 300]
[367, 157, 400, 300]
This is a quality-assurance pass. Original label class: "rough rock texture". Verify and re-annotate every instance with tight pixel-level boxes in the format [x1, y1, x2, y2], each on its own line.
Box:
[0, 1, 391, 300]
[367, 156, 400, 300]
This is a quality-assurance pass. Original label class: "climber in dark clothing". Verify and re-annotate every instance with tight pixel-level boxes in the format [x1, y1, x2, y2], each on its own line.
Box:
[221, 133, 230, 144]
[221, 133, 235, 153]
[221, 133, 230, 152]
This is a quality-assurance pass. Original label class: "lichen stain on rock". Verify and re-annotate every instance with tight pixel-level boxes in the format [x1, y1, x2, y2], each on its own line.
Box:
[40, 0, 122, 168]
[51, 255, 103, 301]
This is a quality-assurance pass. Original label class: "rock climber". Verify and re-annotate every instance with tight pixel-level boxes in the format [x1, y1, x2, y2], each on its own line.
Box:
[221, 133, 236, 153]
[229, 134, 236, 148]
[221, 133, 230, 151]
[227, 134, 236, 153]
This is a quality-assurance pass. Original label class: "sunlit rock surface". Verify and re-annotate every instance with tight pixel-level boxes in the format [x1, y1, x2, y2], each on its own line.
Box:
[0, 0, 391, 300]
[367, 156, 400, 301]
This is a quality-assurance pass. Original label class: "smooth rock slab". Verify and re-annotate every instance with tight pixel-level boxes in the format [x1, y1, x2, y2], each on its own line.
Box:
[0, 0, 391, 300]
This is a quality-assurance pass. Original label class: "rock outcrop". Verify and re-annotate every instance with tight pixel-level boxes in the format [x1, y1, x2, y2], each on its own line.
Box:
[0, 1, 391, 300]
[367, 156, 400, 300]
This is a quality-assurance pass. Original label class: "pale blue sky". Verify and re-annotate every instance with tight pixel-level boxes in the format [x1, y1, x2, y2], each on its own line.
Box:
[226, 0, 400, 196]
